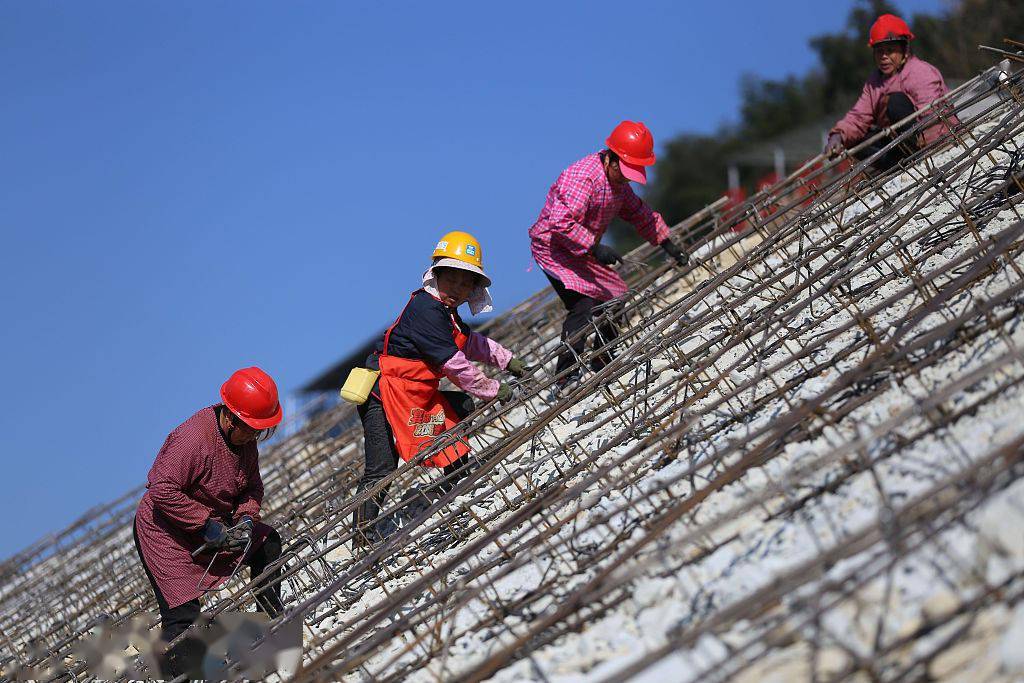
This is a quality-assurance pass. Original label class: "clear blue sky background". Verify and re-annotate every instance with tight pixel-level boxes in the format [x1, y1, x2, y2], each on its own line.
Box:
[0, 0, 944, 559]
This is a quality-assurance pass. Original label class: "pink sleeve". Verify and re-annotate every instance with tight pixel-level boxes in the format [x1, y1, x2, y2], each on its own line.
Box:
[832, 81, 877, 146]
[548, 170, 597, 257]
[463, 331, 513, 369]
[234, 453, 264, 522]
[618, 189, 671, 245]
[146, 430, 213, 533]
[441, 350, 500, 400]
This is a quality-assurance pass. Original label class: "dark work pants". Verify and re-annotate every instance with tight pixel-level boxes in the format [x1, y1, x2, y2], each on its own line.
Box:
[133, 519, 284, 679]
[853, 92, 920, 172]
[353, 389, 475, 541]
[545, 271, 622, 378]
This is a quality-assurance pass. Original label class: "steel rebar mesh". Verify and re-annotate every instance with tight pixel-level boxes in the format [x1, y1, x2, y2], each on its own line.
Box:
[2, 50, 1023, 683]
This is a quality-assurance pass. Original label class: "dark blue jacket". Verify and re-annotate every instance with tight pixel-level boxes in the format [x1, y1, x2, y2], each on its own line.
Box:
[366, 290, 470, 371]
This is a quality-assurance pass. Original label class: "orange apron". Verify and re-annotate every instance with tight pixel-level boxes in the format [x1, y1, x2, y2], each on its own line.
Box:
[377, 291, 471, 468]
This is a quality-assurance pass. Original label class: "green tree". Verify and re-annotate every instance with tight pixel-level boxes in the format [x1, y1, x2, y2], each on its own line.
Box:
[912, 0, 1024, 78]
[810, 0, 899, 110]
[642, 133, 742, 237]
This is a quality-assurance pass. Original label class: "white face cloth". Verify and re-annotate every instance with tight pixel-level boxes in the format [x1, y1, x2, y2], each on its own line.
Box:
[422, 265, 494, 316]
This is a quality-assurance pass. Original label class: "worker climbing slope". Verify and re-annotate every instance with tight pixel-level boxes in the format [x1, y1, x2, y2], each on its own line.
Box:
[529, 120, 687, 396]
[350, 231, 527, 545]
[825, 13, 954, 171]
[133, 367, 286, 679]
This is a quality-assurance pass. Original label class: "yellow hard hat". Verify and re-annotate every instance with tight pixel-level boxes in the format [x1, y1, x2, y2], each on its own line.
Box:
[431, 230, 491, 287]
[433, 230, 483, 268]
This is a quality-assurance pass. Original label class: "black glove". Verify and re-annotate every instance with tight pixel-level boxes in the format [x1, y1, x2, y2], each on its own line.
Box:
[225, 515, 254, 552]
[591, 243, 621, 266]
[505, 358, 531, 378]
[659, 239, 688, 266]
[202, 518, 228, 548]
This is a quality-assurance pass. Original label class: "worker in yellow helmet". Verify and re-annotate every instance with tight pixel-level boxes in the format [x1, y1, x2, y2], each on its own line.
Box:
[352, 231, 527, 545]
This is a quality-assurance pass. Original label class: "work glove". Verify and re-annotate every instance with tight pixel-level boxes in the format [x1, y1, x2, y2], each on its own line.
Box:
[505, 357, 531, 378]
[495, 382, 521, 404]
[825, 132, 844, 158]
[659, 238, 688, 266]
[591, 243, 621, 266]
[202, 518, 228, 548]
[224, 516, 254, 552]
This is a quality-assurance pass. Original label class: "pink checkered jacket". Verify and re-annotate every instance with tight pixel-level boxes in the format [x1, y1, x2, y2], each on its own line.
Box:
[529, 153, 670, 302]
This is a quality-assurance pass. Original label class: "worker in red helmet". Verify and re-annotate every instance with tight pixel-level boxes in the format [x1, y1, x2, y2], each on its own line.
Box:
[529, 120, 687, 395]
[351, 231, 528, 546]
[133, 367, 285, 679]
[825, 14, 953, 171]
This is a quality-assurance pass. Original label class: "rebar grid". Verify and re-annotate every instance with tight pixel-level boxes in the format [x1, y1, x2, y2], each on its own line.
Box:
[2, 51, 1023, 683]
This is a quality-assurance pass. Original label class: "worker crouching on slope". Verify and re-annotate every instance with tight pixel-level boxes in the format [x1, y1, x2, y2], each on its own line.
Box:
[133, 367, 286, 679]
[353, 231, 527, 544]
[529, 120, 687, 396]
[825, 14, 953, 171]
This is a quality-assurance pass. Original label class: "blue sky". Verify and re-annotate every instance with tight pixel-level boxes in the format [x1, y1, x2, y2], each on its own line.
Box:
[0, 0, 944, 559]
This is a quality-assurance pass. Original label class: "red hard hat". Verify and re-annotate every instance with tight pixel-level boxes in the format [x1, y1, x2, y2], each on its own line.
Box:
[220, 366, 283, 430]
[869, 14, 914, 47]
[605, 120, 656, 166]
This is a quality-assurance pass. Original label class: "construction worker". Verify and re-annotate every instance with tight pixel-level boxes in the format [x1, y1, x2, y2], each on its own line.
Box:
[353, 231, 527, 544]
[825, 14, 952, 171]
[133, 367, 285, 679]
[529, 120, 687, 395]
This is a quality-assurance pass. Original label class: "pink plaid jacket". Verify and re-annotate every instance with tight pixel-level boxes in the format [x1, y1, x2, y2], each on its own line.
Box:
[135, 406, 272, 608]
[529, 153, 670, 301]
